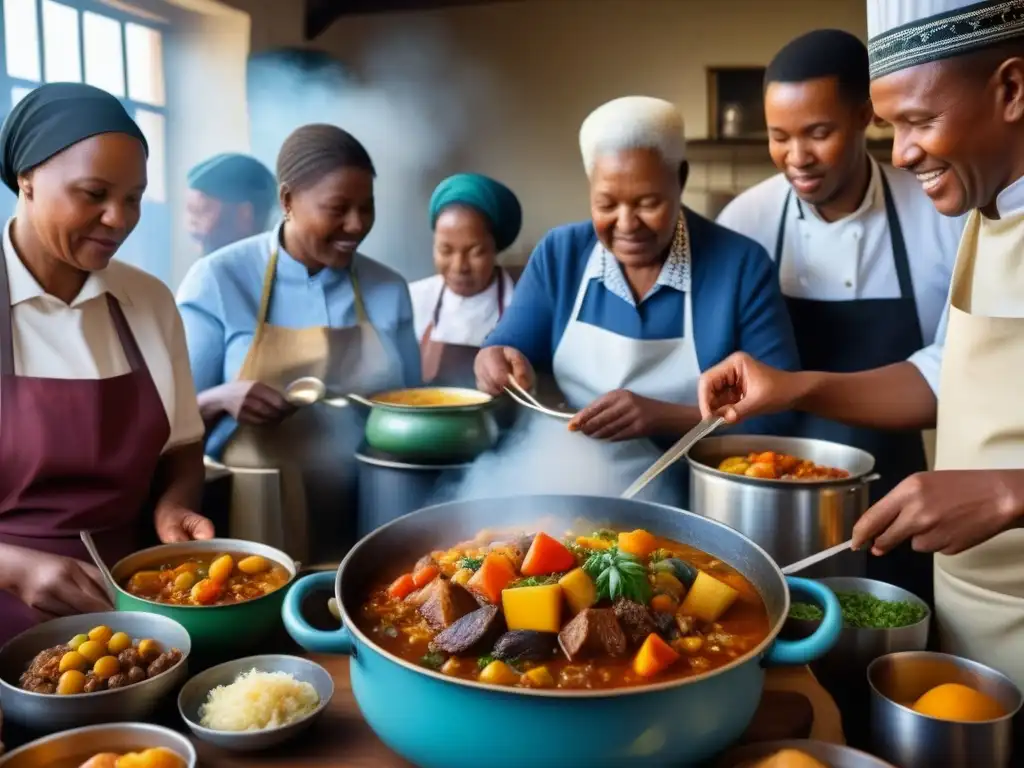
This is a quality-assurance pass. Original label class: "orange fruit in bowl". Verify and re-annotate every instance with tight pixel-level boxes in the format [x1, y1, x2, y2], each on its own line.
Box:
[911, 683, 1006, 722]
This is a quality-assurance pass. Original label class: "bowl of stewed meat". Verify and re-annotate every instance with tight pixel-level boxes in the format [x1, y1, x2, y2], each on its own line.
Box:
[0, 612, 190, 734]
[109, 539, 295, 656]
[282, 494, 843, 768]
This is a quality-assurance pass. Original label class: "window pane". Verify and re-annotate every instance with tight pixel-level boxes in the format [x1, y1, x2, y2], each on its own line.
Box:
[82, 12, 124, 97]
[11, 85, 32, 107]
[41, 0, 81, 83]
[4, 0, 41, 81]
[125, 23, 164, 106]
[134, 108, 165, 203]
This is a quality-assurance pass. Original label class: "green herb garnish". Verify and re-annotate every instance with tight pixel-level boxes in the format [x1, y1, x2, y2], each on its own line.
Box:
[583, 546, 651, 604]
[420, 650, 446, 670]
[565, 540, 594, 559]
[510, 574, 561, 588]
[457, 556, 484, 571]
[477, 655, 497, 670]
[789, 591, 927, 629]
[591, 529, 618, 542]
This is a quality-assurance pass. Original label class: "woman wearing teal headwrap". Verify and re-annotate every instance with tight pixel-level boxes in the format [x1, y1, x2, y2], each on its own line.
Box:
[410, 172, 522, 384]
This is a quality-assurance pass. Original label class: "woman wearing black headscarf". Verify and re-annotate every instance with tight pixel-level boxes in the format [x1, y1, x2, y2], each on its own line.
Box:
[0, 83, 213, 644]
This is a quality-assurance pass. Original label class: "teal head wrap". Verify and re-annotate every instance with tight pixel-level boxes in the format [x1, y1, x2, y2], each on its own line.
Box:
[428, 173, 522, 252]
[187, 153, 277, 221]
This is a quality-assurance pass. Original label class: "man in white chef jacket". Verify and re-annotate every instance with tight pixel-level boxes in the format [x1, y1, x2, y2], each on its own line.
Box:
[718, 30, 963, 604]
[699, 0, 1024, 692]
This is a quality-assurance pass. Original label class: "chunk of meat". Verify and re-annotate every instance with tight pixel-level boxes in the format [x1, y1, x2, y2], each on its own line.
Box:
[405, 577, 444, 608]
[22, 645, 66, 681]
[614, 599, 658, 647]
[492, 630, 558, 663]
[558, 608, 627, 661]
[18, 675, 56, 694]
[430, 605, 506, 655]
[652, 611, 680, 640]
[418, 580, 480, 631]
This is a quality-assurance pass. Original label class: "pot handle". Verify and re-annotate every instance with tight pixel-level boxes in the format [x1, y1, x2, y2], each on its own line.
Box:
[281, 572, 356, 655]
[762, 577, 842, 667]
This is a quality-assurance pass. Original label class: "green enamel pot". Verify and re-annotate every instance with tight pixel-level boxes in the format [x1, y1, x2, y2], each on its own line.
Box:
[109, 539, 296, 657]
[353, 386, 500, 463]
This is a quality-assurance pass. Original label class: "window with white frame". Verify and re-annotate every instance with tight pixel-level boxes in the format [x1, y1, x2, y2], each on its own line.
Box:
[0, 0, 171, 283]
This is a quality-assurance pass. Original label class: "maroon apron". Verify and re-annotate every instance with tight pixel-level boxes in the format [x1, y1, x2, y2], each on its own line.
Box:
[419, 270, 505, 387]
[0, 255, 170, 644]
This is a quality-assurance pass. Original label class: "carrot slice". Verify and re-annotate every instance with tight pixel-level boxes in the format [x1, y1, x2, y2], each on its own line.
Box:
[633, 633, 680, 678]
[466, 553, 517, 604]
[387, 573, 417, 600]
[618, 529, 659, 559]
[412, 564, 440, 587]
[521, 533, 576, 576]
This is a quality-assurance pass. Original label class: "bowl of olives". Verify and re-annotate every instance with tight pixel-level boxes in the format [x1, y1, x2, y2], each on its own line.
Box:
[0, 611, 190, 734]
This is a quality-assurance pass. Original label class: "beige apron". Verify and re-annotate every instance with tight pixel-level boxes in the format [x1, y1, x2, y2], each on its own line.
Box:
[219, 241, 402, 566]
[933, 208, 1024, 689]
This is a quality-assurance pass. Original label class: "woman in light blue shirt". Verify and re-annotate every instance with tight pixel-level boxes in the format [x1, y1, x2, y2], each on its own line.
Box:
[176, 124, 419, 563]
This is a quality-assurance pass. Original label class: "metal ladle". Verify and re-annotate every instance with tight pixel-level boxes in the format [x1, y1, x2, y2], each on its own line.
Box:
[80, 530, 118, 604]
[284, 376, 374, 409]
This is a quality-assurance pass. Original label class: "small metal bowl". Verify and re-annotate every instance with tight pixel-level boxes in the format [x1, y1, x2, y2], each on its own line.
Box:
[719, 738, 896, 767]
[785, 577, 930, 684]
[0, 611, 190, 734]
[0, 722, 197, 767]
[177, 654, 333, 752]
[868, 650, 1023, 767]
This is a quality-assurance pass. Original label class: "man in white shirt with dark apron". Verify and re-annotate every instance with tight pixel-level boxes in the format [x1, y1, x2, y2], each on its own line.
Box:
[719, 30, 963, 604]
[699, 0, 1024, 695]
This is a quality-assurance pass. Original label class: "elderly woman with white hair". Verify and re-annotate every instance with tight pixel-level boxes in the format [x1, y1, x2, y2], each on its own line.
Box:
[474, 96, 799, 505]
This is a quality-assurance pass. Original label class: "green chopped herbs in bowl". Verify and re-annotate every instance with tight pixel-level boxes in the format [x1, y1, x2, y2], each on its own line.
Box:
[789, 591, 927, 629]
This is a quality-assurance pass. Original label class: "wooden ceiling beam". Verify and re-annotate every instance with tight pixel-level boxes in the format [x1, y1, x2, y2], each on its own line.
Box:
[304, 0, 523, 40]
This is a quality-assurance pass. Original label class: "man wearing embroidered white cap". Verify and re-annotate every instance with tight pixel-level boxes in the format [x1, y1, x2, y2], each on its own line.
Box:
[698, 0, 1024, 687]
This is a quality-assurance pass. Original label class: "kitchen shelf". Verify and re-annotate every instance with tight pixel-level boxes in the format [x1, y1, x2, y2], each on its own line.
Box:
[687, 139, 895, 164]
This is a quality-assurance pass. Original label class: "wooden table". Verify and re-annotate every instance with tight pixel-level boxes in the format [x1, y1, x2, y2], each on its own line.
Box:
[184, 658, 844, 767]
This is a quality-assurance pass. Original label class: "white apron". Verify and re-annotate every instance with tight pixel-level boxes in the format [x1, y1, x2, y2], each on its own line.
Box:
[218, 236, 403, 566]
[550, 216, 700, 504]
[932, 208, 1024, 689]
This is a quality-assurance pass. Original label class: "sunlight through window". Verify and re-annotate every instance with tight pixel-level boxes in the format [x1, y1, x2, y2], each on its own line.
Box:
[41, 0, 81, 83]
[83, 10, 124, 96]
[3, 0, 40, 81]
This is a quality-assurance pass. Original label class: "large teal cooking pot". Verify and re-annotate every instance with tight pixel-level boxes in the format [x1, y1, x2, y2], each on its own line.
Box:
[282, 495, 841, 768]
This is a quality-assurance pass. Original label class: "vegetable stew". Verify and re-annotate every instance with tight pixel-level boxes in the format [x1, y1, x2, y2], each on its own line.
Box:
[122, 552, 290, 606]
[718, 451, 849, 481]
[357, 527, 770, 690]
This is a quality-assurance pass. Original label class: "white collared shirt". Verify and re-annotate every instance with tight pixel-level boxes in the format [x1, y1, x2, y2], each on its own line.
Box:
[718, 158, 966, 394]
[3, 219, 203, 452]
[410, 270, 515, 347]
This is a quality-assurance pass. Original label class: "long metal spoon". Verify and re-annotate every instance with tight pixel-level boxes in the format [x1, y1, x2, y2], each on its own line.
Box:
[284, 376, 374, 409]
[80, 530, 118, 604]
[780, 539, 853, 576]
[503, 379, 575, 422]
[621, 415, 725, 499]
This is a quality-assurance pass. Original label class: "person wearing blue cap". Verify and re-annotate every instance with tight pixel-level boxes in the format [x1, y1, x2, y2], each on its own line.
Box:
[410, 173, 521, 384]
[185, 153, 276, 256]
[698, 0, 1024, 689]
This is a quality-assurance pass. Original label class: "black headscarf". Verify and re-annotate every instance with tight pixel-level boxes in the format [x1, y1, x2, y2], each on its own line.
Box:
[0, 82, 148, 193]
[765, 29, 871, 104]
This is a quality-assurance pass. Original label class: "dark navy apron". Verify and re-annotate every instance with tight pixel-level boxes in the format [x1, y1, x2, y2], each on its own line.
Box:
[775, 172, 932, 606]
